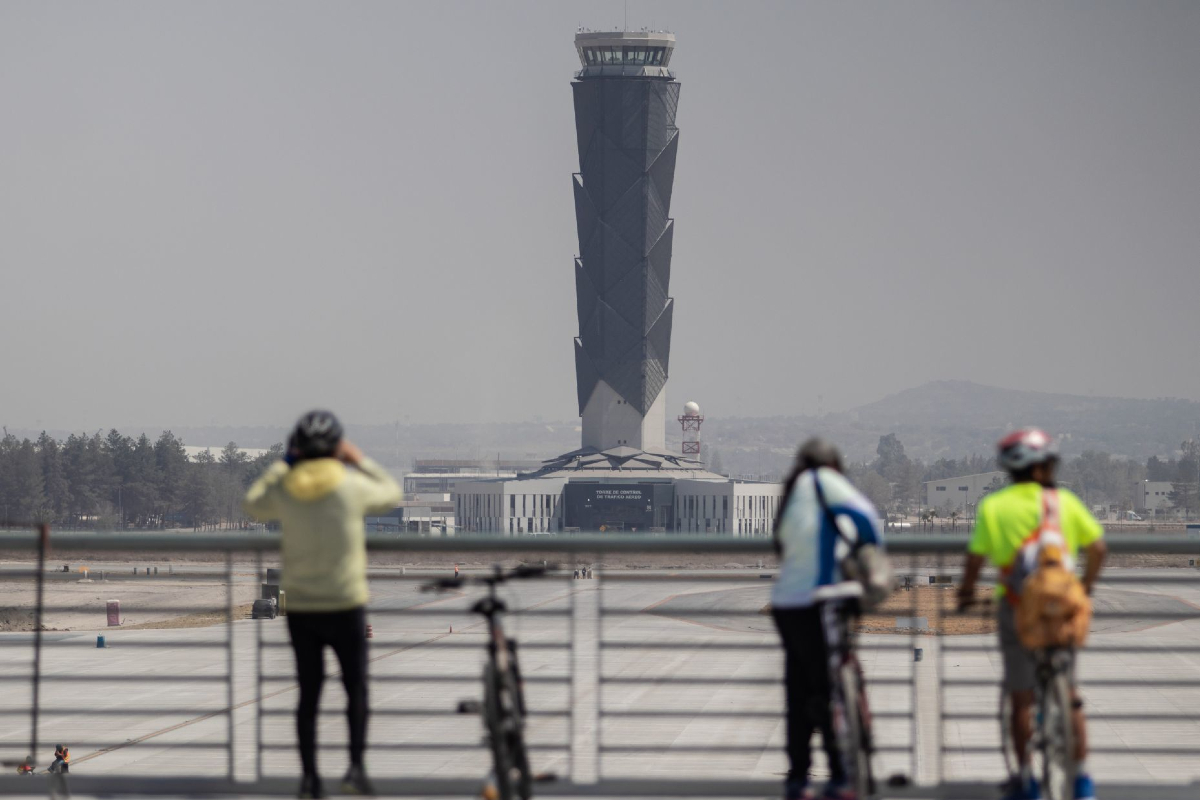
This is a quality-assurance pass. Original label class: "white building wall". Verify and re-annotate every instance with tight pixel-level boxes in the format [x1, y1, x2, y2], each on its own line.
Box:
[1135, 481, 1175, 513]
[455, 478, 567, 535]
[924, 471, 1008, 513]
[581, 379, 666, 451]
[674, 479, 784, 536]
[457, 477, 783, 536]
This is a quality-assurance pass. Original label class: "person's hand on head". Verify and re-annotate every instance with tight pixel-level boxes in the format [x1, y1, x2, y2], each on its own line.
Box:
[336, 439, 363, 466]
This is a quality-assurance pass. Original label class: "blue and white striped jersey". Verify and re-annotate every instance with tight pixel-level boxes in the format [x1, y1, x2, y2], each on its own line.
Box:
[771, 467, 885, 609]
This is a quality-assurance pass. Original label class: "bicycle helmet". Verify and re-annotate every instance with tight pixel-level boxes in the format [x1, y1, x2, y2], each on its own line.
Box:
[288, 410, 343, 460]
[796, 437, 844, 472]
[996, 428, 1058, 472]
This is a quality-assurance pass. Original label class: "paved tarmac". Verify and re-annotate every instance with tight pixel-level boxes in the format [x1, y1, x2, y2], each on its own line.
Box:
[1, 567, 1199, 797]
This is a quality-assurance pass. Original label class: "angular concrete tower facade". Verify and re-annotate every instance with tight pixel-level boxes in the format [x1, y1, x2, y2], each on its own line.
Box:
[452, 32, 784, 535]
[571, 31, 679, 452]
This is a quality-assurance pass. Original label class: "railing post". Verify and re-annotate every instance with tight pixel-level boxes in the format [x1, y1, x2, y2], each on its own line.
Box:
[30, 523, 48, 766]
[255, 549, 263, 783]
[226, 550, 235, 782]
[570, 559, 600, 784]
[568, 567, 575, 782]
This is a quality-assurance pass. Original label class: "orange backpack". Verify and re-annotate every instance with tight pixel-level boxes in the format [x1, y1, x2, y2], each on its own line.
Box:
[1007, 490, 1092, 649]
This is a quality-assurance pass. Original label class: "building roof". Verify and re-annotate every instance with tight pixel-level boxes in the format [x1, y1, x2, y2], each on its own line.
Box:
[512, 446, 727, 481]
[923, 471, 1007, 486]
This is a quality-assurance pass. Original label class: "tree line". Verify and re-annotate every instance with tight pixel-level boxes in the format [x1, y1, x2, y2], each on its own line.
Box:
[0, 430, 282, 530]
[845, 433, 1200, 518]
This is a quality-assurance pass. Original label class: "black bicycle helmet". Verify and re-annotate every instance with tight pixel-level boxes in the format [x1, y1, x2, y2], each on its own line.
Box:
[796, 437, 843, 473]
[288, 410, 343, 460]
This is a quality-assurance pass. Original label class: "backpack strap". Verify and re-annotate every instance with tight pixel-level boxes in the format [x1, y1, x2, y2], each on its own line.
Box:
[1000, 486, 1059, 605]
[1042, 487, 1058, 523]
[812, 470, 857, 551]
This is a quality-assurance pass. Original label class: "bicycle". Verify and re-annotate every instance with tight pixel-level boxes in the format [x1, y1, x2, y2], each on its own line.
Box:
[959, 597, 1075, 800]
[1000, 647, 1076, 800]
[424, 565, 547, 800]
[830, 600, 875, 800]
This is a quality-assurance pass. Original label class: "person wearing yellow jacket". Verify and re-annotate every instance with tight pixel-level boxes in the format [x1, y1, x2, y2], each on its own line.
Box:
[243, 410, 402, 799]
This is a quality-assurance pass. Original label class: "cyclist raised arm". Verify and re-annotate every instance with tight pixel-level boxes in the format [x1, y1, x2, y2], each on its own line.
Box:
[956, 428, 1106, 800]
[772, 438, 884, 800]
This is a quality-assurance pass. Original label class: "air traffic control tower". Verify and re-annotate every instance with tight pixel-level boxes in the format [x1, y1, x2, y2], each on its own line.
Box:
[452, 32, 783, 535]
[571, 30, 679, 452]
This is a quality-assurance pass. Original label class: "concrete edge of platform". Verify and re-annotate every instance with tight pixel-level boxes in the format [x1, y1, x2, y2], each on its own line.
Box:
[1, 777, 1198, 798]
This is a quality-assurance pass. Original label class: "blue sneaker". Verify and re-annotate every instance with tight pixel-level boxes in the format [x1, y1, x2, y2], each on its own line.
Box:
[1001, 775, 1041, 800]
[821, 779, 855, 799]
[1073, 773, 1096, 800]
[783, 777, 814, 800]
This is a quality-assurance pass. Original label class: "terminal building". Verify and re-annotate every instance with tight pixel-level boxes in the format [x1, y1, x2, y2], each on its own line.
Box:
[454, 30, 782, 535]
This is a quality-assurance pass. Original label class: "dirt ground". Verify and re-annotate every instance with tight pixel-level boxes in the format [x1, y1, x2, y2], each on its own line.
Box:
[857, 584, 997, 636]
[119, 602, 257, 630]
[0, 574, 260, 632]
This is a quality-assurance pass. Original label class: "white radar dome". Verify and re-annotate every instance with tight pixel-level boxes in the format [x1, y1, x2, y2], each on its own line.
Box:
[683, 401, 701, 416]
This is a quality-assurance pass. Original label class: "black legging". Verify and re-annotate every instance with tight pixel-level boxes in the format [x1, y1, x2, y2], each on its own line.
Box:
[287, 606, 368, 778]
[772, 604, 845, 784]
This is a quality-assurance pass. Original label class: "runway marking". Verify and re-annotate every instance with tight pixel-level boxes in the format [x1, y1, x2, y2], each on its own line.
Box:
[641, 586, 771, 634]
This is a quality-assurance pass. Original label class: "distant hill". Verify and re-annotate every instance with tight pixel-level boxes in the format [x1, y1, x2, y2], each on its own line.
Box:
[702, 381, 1200, 478]
[851, 380, 1200, 459]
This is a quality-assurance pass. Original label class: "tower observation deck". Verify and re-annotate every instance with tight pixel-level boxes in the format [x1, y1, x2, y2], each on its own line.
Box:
[571, 30, 679, 451]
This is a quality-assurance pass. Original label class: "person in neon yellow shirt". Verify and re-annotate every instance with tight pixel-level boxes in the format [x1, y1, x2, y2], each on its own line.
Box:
[958, 429, 1106, 800]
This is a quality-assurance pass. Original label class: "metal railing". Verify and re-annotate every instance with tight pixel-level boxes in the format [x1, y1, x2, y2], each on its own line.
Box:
[0, 529, 1199, 798]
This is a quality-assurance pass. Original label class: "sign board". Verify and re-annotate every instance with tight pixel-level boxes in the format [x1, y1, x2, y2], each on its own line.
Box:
[106, 600, 120, 627]
[563, 483, 674, 532]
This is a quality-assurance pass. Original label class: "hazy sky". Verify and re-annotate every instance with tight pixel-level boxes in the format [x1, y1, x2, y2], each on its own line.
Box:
[2, 1, 1198, 430]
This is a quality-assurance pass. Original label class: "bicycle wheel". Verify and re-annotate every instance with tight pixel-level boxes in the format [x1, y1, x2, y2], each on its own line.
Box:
[1039, 669, 1075, 800]
[839, 661, 873, 799]
[505, 641, 533, 800]
[485, 662, 516, 800]
[1000, 691, 1019, 778]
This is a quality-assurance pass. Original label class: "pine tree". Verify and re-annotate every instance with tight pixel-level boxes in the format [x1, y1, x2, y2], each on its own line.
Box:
[36, 432, 71, 523]
[12, 439, 46, 522]
[154, 431, 190, 528]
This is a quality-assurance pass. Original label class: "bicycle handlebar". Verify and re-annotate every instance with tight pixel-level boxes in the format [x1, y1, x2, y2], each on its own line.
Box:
[421, 564, 553, 592]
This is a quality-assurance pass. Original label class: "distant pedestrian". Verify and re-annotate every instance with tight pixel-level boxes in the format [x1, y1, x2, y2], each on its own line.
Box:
[454, 564, 460, 578]
[244, 410, 403, 799]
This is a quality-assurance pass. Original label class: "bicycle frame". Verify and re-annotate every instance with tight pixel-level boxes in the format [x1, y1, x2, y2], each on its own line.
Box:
[999, 647, 1076, 800]
[428, 566, 540, 800]
[829, 601, 874, 799]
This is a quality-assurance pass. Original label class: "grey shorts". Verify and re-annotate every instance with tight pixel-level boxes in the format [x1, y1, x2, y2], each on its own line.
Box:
[998, 603, 1075, 693]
